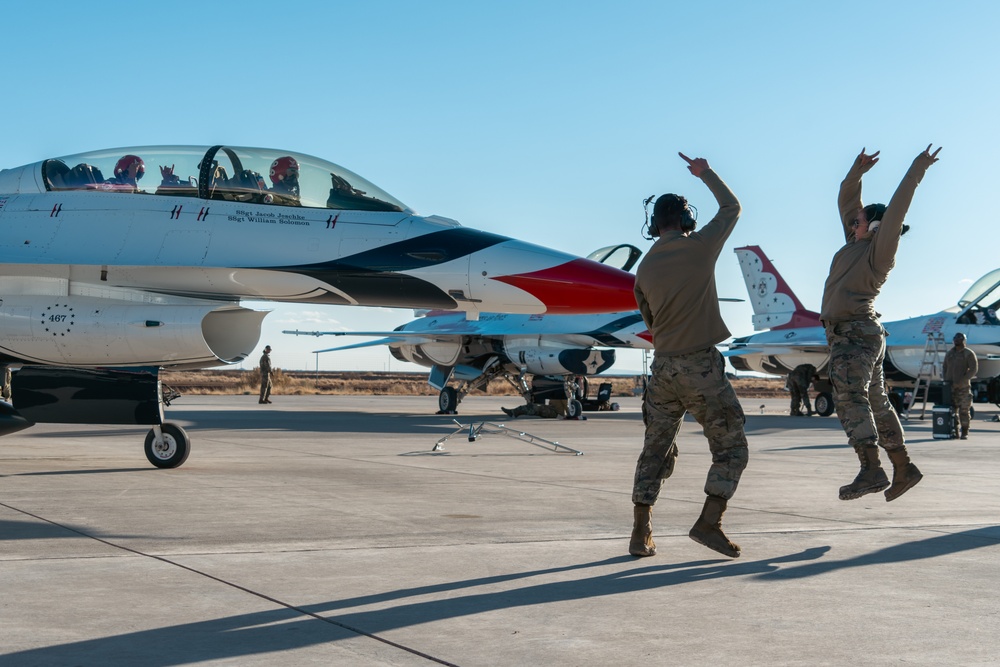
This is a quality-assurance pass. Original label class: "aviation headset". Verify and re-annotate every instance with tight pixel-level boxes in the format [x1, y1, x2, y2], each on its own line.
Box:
[862, 203, 886, 232]
[854, 203, 908, 236]
[642, 193, 698, 239]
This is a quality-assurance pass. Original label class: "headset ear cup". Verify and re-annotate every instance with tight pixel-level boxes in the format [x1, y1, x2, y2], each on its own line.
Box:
[680, 211, 696, 232]
[649, 214, 658, 237]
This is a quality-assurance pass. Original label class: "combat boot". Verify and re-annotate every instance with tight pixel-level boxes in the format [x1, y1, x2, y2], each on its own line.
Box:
[839, 444, 890, 500]
[689, 495, 741, 558]
[960, 426, 969, 440]
[884, 447, 922, 502]
[629, 504, 656, 557]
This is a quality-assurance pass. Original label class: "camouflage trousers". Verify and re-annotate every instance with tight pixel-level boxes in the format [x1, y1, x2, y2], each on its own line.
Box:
[789, 382, 811, 414]
[511, 402, 561, 418]
[632, 347, 748, 505]
[825, 319, 904, 451]
[952, 384, 973, 430]
[259, 373, 272, 402]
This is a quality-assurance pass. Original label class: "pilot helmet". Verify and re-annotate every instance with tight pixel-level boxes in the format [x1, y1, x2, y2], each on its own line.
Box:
[269, 156, 299, 184]
[114, 155, 145, 181]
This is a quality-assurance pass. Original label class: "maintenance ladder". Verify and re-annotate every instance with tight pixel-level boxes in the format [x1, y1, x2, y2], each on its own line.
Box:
[903, 332, 946, 420]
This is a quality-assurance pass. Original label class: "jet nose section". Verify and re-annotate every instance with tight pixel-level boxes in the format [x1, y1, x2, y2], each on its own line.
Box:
[493, 257, 637, 315]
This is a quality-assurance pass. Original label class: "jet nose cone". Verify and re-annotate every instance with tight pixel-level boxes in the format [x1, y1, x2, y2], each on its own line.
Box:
[493, 257, 637, 314]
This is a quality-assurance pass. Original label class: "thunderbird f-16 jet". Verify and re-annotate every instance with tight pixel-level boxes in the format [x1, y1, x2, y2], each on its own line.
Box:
[0, 145, 637, 467]
[287, 308, 653, 415]
[726, 245, 1000, 415]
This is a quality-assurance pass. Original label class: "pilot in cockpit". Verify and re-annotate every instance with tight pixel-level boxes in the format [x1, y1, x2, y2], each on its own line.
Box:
[102, 154, 146, 193]
[159, 164, 182, 187]
[266, 156, 301, 205]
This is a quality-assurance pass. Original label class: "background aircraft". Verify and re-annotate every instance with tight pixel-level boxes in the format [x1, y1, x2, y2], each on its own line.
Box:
[287, 308, 653, 415]
[0, 145, 639, 467]
[285, 245, 652, 415]
[726, 245, 1000, 416]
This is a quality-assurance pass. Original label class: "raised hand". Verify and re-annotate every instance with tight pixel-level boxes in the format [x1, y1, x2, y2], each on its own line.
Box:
[857, 148, 880, 173]
[914, 144, 942, 167]
[679, 152, 710, 177]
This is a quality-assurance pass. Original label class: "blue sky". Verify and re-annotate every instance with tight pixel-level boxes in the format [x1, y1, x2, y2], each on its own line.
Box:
[2, 1, 996, 372]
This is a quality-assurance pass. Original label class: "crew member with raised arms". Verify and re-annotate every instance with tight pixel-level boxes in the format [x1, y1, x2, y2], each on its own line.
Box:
[629, 152, 748, 559]
[822, 145, 940, 502]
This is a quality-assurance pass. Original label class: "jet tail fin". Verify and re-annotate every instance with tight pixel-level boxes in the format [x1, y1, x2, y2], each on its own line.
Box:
[734, 245, 821, 331]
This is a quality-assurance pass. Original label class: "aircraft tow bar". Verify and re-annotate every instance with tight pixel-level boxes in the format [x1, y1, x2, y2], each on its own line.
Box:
[433, 419, 583, 456]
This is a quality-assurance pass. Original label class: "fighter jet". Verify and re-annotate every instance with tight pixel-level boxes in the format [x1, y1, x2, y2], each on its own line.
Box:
[726, 245, 1000, 415]
[286, 308, 653, 415]
[0, 145, 638, 466]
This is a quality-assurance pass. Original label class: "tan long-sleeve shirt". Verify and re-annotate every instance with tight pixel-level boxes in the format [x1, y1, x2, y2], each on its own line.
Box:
[634, 169, 741, 356]
[820, 155, 933, 324]
[943, 346, 978, 387]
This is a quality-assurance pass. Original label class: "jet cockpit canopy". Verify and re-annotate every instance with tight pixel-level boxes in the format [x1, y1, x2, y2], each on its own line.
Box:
[956, 268, 1000, 324]
[5, 145, 411, 213]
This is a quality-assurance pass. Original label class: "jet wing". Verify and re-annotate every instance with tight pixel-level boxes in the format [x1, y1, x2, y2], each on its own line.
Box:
[286, 311, 648, 339]
[310, 331, 403, 354]
[723, 344, 831, 357]
[283, 329, 462, 353]
[725, 324, 831, 357]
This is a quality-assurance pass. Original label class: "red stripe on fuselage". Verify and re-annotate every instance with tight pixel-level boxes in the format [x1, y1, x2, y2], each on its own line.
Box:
[493, 258, 637, 315]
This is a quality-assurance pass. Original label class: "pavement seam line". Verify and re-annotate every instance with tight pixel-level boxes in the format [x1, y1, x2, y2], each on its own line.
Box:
[0, 500, 461, 667]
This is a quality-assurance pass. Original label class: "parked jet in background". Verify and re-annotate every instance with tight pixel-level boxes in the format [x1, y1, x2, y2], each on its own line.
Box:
[285, 245, 652, 414]
[726, 245, 1000, 415]
[287, 308, 653, 414]
[0, 145, 638, 466]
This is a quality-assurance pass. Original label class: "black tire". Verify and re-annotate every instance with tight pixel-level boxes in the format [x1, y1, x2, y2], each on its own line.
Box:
[815, 392, 835, 417]
[566, 399, 583, 419]
[438, 386, 458, 413]
[144, 422, 191, 469]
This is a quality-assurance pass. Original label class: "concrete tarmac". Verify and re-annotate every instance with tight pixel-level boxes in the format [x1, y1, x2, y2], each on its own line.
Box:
[1, 395, 998, 666]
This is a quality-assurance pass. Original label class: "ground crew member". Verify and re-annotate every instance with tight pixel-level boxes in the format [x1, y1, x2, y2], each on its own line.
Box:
[501, 402, 561, 419]
[821, 145, 940, 502]
[258, 345, 273, 404]
[943, 332, 977, 439]
[788, 364, 815, 416]
[630, 152, 748, 559]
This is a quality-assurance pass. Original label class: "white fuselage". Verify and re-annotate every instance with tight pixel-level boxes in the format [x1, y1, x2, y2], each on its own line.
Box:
[0, 145, 640, 368]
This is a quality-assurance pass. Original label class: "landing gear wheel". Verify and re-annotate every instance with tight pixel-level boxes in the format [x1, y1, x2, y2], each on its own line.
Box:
[438, 386, 458, 413]
[144, 422, 191, 469]
[566, 399, 583, 419]
[814, 392, 835, 417]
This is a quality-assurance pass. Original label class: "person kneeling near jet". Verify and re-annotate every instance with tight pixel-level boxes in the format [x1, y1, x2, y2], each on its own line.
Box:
[500, 402, 562, 419]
